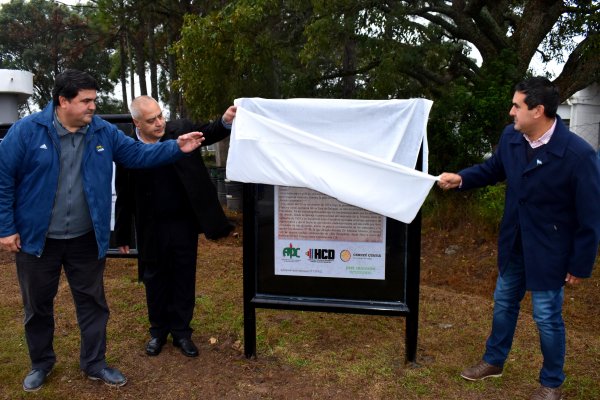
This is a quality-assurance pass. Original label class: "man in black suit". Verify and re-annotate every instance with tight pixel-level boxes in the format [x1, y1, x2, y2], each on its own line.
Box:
[114, 95, 236, 357]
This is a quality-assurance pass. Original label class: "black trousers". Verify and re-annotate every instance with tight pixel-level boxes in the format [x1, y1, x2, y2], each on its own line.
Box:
[142, 219, 198, 341]
[15, 231, 109, 375]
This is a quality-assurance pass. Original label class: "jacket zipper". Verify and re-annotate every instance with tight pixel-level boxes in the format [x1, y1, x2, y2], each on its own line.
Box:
[38, 126, 62, 257]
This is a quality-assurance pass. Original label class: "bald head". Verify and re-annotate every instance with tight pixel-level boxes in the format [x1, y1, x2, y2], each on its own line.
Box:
[129, 95, 166, 143]
[130, 95, 159, 120]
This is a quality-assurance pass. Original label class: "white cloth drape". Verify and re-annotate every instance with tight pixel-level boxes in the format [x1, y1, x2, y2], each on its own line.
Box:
[226, 98, 438, 223]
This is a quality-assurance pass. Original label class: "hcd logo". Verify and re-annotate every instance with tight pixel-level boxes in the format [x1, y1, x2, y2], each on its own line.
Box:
[305, 248, 335, 260]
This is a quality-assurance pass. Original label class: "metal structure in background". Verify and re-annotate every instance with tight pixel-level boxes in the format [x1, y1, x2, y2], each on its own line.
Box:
[242, 149, 425, 364]
[557, 83, 600, 151]
[571, 121, 600, 151]
[0, 113, 134, 141]
[0, 69, 33, 125]
[101, 115, 139, 258]
[0, 124, 10, 140]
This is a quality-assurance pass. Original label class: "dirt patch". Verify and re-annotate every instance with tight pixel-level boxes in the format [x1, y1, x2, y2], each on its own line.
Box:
[0, 211, 598, 399]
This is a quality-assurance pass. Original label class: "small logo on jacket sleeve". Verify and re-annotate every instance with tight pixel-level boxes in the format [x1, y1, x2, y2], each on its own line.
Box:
[96, 145, 105, 152]
[39, 144, 48, 150]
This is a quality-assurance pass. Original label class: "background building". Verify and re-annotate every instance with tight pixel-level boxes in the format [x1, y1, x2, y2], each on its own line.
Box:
[558, 83, 600, 151]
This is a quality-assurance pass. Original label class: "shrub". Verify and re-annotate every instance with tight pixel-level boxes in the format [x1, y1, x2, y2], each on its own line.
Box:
[474, 183, 505, 232]
[422, 184, 505, 235]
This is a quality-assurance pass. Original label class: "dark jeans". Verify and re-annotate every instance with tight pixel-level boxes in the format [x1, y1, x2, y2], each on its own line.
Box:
[142, 219, 198, 341]
[16, 231, 109, 375]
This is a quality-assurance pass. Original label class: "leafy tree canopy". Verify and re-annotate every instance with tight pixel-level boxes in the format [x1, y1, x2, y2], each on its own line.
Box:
[176, 0, 599, 171]
[0, 0, 119, 112]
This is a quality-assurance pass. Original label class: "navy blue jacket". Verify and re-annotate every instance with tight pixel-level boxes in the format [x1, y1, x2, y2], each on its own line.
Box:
[459, 116, 600, 290]
[0, 103, 184, 258]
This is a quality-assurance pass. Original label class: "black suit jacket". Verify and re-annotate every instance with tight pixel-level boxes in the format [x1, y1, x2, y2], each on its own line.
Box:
[114, 117, 233, 266]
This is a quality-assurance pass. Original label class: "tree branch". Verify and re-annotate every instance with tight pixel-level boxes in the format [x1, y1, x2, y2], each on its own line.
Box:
[553, 34, 600, 101]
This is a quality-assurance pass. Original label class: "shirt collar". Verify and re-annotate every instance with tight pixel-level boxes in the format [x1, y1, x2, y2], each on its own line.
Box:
[135, 127, 163, 144]
[53, 109, 89, 137]
[135, 127, 149, 143]
[524, 118, 556, 149]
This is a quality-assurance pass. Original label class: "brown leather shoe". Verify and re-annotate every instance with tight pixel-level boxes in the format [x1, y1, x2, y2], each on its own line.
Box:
[460, 360, 503, 381]
[529, 385, 562, 400]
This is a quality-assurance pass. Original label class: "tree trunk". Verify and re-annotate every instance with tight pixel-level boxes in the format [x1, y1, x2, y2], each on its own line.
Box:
[134, 37, 147, 96]
[148, 24, 158, 100]
[167, 28, 180, 118]
[128, 36, 135, 101]
[119, 35, 128, 112]
[342, 37, 357, 98]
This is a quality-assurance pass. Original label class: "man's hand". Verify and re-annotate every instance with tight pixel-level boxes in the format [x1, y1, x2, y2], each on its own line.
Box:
[0, 233, 21, 252]
[176, 131, 205, 153]
[565, 273, 582, 285]
[437, 172, 462, 190]
[223, 106, 237, 125]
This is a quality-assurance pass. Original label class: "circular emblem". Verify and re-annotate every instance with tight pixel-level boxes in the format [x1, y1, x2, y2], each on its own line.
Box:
[340, 249, 351, 262]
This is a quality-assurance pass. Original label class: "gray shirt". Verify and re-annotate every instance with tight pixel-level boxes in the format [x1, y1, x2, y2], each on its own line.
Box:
[47, 112, 93, 239]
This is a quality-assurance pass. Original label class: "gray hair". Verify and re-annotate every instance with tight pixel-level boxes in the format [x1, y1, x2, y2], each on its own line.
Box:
[129, 95, 158, 120]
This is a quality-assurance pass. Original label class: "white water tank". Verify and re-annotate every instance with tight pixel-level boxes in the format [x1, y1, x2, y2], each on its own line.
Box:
[0, 69, 33, 123]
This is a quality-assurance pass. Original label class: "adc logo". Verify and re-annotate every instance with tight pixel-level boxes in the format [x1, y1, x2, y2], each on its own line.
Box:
[305, 248, 335, 260]
[282, 243, 300, 259]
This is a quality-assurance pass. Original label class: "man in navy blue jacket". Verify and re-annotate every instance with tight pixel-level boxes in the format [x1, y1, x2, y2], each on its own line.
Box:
[0, 70, 204, 392]
[438, 77, 600, 400]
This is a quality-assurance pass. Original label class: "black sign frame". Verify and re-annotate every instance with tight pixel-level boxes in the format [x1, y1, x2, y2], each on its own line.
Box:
[242, 151, 423, 364]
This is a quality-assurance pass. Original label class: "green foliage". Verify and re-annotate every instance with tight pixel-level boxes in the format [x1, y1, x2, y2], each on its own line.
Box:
[2, 0, 597, 163]
[174, 0, 312, 119]
[174, 0, 599, 170]
[428, 54, 517, 173]
[423, 184, 504, 234]
[0, 0, 116, 108]
[474, 183, 506, 231]
[95, 94, 125, 114]
[202, 151, 217, 168]
[422, 190, 475, 232]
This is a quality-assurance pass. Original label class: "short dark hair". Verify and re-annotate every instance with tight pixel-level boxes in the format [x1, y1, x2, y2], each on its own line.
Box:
[52, 69, 99, 104]
[514, 76, 560, 118]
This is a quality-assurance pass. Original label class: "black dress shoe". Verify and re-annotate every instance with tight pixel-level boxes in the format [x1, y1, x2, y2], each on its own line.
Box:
[145, 337, 167, 356]
[87, 367, 127, 387]
[173, 337, 199, 357]
[23, 368, 52, 392]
